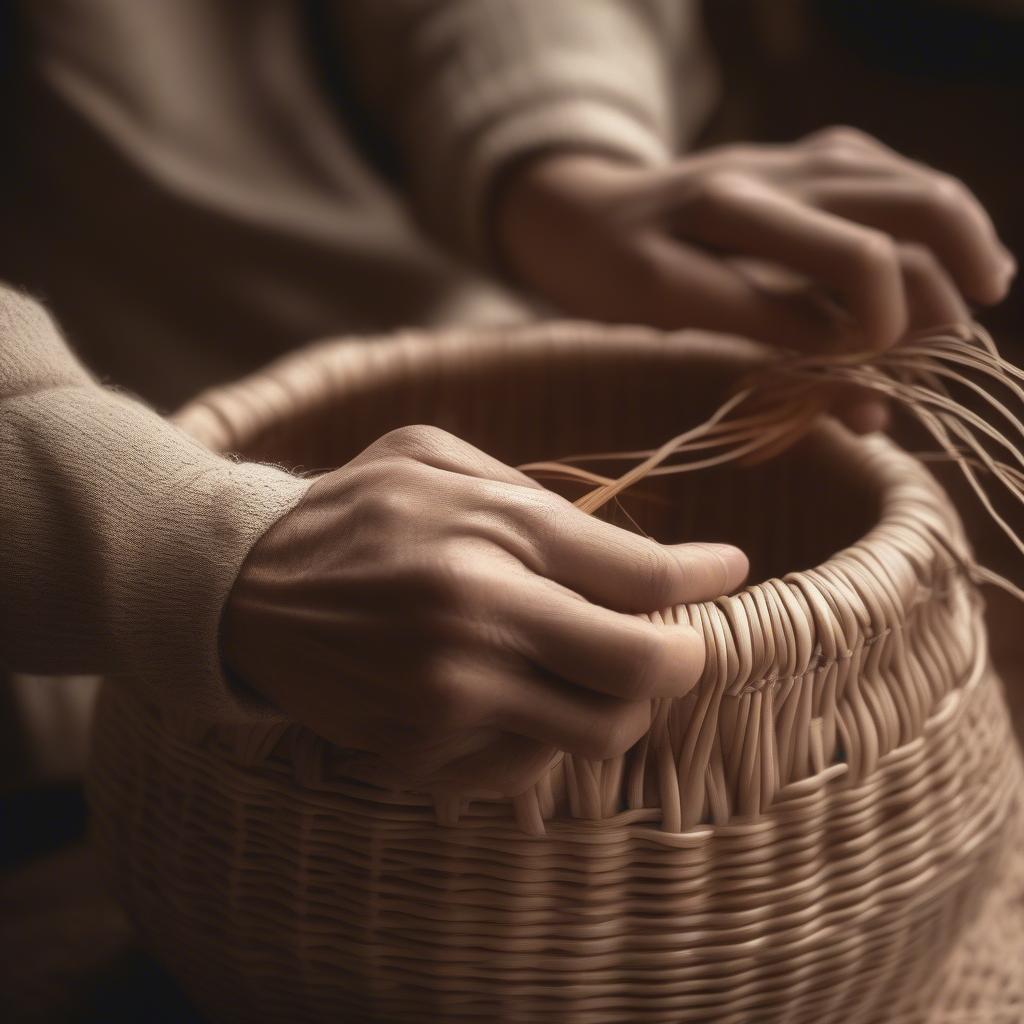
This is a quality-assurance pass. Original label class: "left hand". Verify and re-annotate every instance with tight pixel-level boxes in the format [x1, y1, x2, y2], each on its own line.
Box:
[493, 126, 1016, 431]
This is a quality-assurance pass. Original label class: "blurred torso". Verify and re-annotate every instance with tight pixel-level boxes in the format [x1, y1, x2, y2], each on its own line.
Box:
[0, 0, 525, 408]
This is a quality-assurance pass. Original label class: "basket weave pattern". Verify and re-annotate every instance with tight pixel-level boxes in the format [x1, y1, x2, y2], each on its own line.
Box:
[88, 325, 1024, 1023]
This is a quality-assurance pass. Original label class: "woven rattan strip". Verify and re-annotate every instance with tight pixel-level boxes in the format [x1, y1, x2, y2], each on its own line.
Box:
[88, 324, 1024, 1023]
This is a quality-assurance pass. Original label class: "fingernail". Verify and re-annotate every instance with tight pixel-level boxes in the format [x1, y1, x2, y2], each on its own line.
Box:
[701, 542, 749, 575]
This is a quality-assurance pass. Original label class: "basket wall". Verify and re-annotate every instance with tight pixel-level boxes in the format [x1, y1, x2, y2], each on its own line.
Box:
[88, 324, 1024, 1023]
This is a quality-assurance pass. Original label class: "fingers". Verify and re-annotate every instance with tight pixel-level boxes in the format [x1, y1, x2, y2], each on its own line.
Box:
[767, 242, 963, 435]
[689, 135, 897, 185]
[661, 129, 1014, 349]
[429, 733, 557, 797]
[410, 657, 661, 789]
[614, 231, 851, 352]
[342, 652, 660, 794]
[425, 653, 656, 764]
[801, 177, 1014, 305]
[798, 125, 910, 167]
[794, 126, 1015, 302]
[342, 710, 634, 798]
[490, 661, 654, 760]
[673, 173, 910, 348]
[499, 487, 749, 610]
[496, 571, 708, 700]
[897, 242, 971, 330]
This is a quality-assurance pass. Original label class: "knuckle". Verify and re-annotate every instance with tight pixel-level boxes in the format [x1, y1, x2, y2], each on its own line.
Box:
[420, 665, 478, 731]
[346, 454, 427, 510]
[372, 423, 455, 461]
[802, 148, 859, 177]
[638, 544, 676, 607]
[403, 556, 471, 612]
[617, 239, 670, 295]
[409, 544, 501, 620]
[443, 564, 489, 615]
[510, 488, 567, 545]
[923, 172, 971, 213]
[849, 230, 900, 278]
[692, 169, 757, 210]
[801, 126, 880, 174]
[365, 424, 419, 457]
[359, 485, 416, 528]
[807, 125, 873, 150]
[898, 242, 941, 278]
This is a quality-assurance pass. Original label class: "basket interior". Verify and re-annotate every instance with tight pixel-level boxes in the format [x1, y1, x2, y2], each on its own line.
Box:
[221, 335, 881, 584]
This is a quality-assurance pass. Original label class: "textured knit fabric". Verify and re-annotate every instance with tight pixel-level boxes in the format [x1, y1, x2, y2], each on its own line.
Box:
[0, 288, 311, 722]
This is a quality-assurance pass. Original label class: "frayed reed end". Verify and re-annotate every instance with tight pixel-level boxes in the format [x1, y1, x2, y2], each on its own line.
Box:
[521, 322, 1024, 600]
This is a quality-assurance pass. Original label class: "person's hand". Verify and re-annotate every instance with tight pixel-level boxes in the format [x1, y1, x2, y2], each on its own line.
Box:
[221, 425, 747, 798]
[494, 127, 1016, 429]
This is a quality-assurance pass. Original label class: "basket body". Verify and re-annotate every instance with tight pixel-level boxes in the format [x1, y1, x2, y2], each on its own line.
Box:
[88, 325, 1024, 1023]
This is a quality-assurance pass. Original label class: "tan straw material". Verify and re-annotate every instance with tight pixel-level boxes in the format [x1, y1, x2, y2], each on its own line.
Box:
[87, 323, 1024, 1023]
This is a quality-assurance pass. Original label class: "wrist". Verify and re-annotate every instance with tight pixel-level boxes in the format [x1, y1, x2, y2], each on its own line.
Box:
[490, 150, 648, 282]
[215, 470, 314, 715]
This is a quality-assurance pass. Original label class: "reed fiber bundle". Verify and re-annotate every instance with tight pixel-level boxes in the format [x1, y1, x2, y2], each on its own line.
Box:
[88, 323, 1024, 1023]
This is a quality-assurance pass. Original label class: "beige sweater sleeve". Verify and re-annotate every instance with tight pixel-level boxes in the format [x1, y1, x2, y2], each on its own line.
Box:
[0, 288, 312, 723]
[334, 0, 716, 266]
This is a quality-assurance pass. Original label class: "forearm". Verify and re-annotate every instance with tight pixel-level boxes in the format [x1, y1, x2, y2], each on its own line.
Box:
[0, 288, 310, 722]
[333, 0, 715, 266]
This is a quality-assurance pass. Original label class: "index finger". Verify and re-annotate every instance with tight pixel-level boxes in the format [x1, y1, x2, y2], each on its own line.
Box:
[497, 570, 709, 700]
[502, 488, 749, 611]
[678, 174, 909, 349]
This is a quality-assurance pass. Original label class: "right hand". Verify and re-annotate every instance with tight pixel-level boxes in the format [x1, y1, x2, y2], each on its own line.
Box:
[221, 425, 747, 797]
[494, 128, 1017, 433]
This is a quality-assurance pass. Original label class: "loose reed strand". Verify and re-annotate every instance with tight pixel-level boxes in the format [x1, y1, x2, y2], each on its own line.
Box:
[520, 323, 1024, 603]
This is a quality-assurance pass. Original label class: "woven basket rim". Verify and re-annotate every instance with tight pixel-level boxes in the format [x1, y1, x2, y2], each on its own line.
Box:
[174, 322, 972, 697]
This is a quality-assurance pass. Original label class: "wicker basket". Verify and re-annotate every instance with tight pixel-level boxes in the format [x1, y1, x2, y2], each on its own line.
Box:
[88, 323, 1024, 1024]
